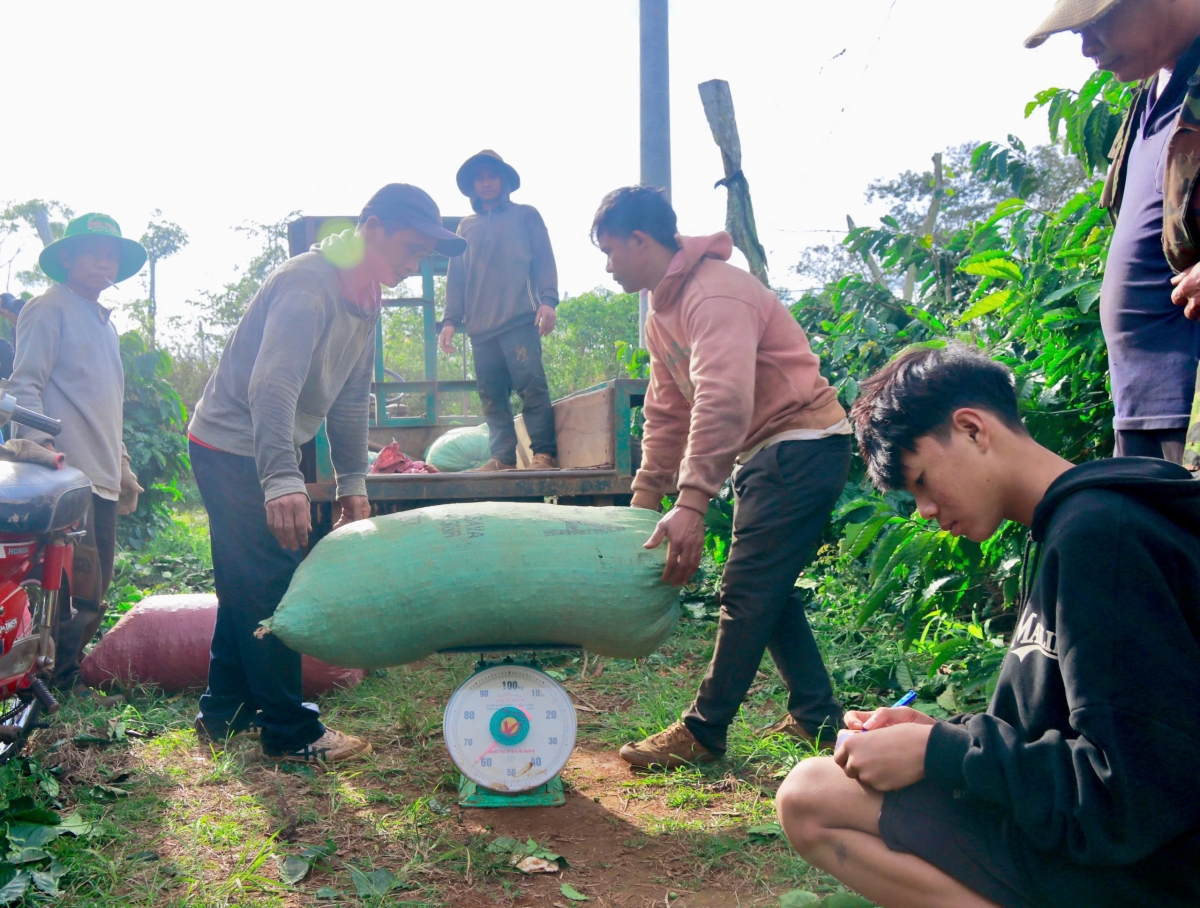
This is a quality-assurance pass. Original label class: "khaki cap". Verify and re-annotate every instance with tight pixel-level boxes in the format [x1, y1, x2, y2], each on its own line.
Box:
[1025, 0, 1122, 48]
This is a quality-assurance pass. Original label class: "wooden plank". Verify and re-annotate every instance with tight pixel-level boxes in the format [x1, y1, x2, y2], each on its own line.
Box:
[513, 384, 615, 469]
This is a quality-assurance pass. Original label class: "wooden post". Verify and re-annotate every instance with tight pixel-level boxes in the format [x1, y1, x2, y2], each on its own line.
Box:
[698, 80, 769, 286]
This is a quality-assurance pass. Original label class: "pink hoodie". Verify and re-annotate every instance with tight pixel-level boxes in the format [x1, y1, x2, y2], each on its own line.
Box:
[630, 233, 845, 514]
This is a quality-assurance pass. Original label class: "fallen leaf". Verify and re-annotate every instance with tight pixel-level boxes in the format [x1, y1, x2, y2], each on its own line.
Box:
[349, 866, 399, 897]
[513, 856, 559, 874]
[279, 855, 310, 885]
[747, 822, 784, 844]
[561, 882, 591, 901]
[0, 868, 31, 903]
[9, 848, 51, 865]
[818, 895, 873, 908]
[315, 886, 343, 900]
[778, 891, 820, 907]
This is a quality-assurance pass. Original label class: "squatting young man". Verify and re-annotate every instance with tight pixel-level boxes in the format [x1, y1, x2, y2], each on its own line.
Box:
[440, 150, 560, 471]
[188, 184, 465, 763]
[9, 213, 146, 702]
[776, 344, 1200, 908]
[593, 186, 851, 769]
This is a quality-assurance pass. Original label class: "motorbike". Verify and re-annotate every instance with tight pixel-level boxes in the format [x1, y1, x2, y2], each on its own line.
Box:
[0, 380, 91, 764]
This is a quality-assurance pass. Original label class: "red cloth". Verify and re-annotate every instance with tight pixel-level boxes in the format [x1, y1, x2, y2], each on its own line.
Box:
[370, 442, 438, 475]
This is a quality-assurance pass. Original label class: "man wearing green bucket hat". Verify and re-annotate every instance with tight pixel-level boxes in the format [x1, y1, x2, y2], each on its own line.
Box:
[1027, 0, 1200, 472]
[8, 212, 148, 701]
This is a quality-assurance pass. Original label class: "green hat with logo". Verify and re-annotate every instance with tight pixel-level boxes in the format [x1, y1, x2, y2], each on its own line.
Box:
[38, 212, 148, 285]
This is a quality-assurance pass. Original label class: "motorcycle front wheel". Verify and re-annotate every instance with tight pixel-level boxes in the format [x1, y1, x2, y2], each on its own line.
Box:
[0, 694, 41, 765]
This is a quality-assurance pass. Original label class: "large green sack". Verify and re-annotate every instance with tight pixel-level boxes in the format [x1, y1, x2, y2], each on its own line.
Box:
[424, 424, 491, 472]
[263, 502, 679, 669]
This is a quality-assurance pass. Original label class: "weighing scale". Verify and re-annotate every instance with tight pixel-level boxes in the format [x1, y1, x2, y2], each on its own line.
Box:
[442, 650, 578, 808]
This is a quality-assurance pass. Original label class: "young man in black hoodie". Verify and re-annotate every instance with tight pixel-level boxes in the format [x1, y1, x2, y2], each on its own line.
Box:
[776, 344, 1200, 908]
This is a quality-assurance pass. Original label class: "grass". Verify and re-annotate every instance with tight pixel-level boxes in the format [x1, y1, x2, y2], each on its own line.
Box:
[2, 509, 902, 907]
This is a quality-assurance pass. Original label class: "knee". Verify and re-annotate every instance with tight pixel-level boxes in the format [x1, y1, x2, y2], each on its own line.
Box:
[775, 757, 843, 856]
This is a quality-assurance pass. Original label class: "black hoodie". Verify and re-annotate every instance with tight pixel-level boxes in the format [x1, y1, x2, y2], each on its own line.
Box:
[924, 458, 1200, 895]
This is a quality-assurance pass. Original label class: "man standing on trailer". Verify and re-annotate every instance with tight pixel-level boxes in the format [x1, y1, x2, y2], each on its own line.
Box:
[187, 184, 464, 763]
[592, 186, 851, 769]
[440, 150, 560, 471]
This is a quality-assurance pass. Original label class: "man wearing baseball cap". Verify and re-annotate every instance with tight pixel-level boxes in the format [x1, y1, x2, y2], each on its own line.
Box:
[1029, 0, 1200, 471]
[8, 212, 147, 703]
[188, 184, 464, 763]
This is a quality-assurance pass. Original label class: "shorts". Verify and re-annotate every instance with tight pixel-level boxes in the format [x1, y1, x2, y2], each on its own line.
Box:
[880, 779, 1200, 908]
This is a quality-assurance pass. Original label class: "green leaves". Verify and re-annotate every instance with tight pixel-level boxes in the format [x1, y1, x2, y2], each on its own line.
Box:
[349, 866, 400, 898]
[561, 882, 591, 901]
[957, 289, 1013, 324]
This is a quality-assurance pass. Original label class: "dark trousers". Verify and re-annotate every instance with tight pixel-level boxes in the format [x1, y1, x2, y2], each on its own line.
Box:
[190, 442, 323, 754]
[472, 322, 557, 463]
[51, 495, 117, 690]
[1114, 427, 1186, 463]
[683, 436, 850, 753]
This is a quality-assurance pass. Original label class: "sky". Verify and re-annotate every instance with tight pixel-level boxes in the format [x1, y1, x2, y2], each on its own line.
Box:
[2, 0, 1096, 339]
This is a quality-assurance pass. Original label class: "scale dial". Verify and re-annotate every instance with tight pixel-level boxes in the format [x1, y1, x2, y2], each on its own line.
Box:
[444, 664, 577, 793]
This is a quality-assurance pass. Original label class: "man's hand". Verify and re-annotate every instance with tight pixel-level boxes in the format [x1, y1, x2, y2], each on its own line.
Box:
[1170, 264, 1200, 320]
[439, 324, 457, 355]
[266, 492, 311, 551]
[644, 505, 705, 586]
[834, 722, 933, 791]
[334, 495, 371, 530]
[536, 304, 557, 337]
[844, 706, 936, 732]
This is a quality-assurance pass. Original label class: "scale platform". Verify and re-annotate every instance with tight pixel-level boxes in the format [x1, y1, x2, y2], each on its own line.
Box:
[440, 648, 580, 809]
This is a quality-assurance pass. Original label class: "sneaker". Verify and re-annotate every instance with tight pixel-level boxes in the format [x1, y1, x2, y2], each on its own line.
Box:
[618, 722, 718, 770]
[469, 459, 517, 473]
[270, 728, 372, 764]
[756, 713, 837, 749]
[529, 453, 559, 470]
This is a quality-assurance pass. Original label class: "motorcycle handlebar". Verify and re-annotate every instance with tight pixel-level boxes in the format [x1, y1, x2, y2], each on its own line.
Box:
[10, 406, 62, 437]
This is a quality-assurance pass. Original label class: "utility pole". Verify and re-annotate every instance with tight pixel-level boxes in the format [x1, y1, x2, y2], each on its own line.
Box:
[639, 0, 670, 347]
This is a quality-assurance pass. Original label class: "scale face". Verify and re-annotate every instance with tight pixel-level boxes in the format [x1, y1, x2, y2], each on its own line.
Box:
[444, 663, 576, 794]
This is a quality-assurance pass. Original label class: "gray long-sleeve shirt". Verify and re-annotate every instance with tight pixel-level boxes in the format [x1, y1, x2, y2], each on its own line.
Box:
[188, 248, 377, 503]
[444, 201, 558, 340]
[8, 283, 124, 499]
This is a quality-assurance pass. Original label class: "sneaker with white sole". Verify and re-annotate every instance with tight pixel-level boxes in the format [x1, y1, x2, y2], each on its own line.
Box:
[271, 728, 372, 763]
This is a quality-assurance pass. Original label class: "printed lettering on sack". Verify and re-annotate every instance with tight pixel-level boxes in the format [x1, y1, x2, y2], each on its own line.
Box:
[441, 515, 486, 540]
[1010, 609, 1058, 662]
[543, 520, 624, 537]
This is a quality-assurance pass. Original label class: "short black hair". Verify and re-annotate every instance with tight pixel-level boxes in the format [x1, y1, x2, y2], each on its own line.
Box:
[851, 343, 1028, 491]
[590, 185, 680, 251]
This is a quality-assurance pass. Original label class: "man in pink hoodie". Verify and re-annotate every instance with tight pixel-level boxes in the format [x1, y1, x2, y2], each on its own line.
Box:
[592, 186, 851, 768]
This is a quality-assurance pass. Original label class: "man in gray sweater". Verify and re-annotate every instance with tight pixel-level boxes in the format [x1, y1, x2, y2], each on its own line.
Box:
[440, 150, 560, 471]
[9, 212, 147, 702]
[188, 184, 464, 763]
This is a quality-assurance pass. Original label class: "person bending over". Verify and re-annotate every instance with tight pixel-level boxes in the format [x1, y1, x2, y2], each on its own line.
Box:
[776, 343, 1200, 908]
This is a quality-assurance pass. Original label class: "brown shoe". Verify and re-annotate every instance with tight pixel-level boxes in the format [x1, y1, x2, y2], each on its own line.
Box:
[757, 714, 837, 749]
[618, 722, 718, 769]
[528, 453, 559, 470]
[271, 728, 373, 764]
[469, 458, 517, 473]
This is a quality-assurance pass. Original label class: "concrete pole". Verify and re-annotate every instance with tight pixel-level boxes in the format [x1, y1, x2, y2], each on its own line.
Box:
[639, 0, 670, 348]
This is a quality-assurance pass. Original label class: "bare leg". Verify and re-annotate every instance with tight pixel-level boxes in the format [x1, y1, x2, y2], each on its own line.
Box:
[776, 757, 1003, 908]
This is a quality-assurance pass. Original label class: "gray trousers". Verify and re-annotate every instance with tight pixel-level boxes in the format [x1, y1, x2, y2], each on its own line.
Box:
[682, 436, 850, 753]
[51, 494, 117, 690]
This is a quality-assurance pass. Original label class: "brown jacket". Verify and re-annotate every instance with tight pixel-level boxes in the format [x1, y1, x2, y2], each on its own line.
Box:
[630, 233, 845, 513]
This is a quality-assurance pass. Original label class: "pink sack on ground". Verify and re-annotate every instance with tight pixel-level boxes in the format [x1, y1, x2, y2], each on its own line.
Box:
[80, 592, 366, 698]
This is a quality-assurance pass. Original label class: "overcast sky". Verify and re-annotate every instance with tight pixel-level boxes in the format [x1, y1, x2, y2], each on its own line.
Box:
[3, 0, 1095, 338]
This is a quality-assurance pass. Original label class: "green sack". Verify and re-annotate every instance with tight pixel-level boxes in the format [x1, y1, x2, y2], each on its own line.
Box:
[263, 503, 679, 669]
[425, 424, 491, 472]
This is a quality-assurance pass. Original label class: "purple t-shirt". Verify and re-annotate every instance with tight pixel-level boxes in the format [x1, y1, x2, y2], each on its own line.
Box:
[1100, 64, 1200, 431]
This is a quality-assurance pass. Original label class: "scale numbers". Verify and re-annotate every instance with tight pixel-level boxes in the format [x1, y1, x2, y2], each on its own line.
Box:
[444, 664, 576, 793]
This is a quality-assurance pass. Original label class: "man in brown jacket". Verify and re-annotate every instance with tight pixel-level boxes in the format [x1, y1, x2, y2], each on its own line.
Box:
[592, 186, 850, 769]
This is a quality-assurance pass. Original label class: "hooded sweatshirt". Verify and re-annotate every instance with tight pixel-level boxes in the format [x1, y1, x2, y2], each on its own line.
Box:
[188, 231, 378, 503]
[630, 233, 845, 513]
[923, 459, 1200, 899]
[443, 200, 558, 341]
